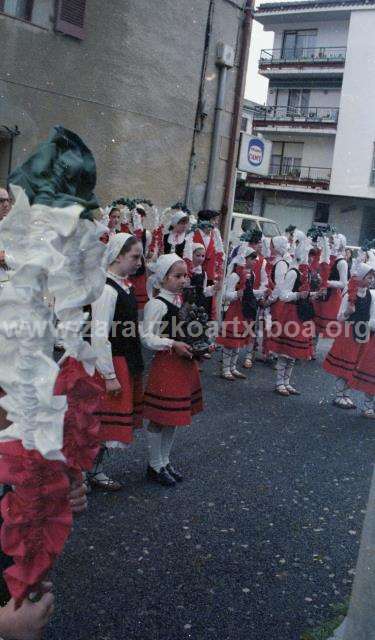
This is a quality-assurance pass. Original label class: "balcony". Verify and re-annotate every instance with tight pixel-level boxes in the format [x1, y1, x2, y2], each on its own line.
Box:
[253, 105, 339, 134]
[259, 47, 347, 78]
[247, 165, 331, 191]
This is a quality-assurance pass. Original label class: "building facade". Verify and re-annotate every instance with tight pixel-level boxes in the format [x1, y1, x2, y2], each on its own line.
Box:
[0, 0, 247, 211]
[248, 0, 375, 244]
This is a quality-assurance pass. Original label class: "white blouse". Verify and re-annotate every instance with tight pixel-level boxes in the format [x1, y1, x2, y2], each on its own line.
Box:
[279, 268, 301, 303]
[327, 258, 348, 290]
[141, 288, 180, 351]
[268, 256, 290, 303]
[223, 270, 266, 304]
[91, 271, 132, 379]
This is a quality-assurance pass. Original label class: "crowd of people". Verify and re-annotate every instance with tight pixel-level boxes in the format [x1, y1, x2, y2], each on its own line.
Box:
[1, 185, 375, 638]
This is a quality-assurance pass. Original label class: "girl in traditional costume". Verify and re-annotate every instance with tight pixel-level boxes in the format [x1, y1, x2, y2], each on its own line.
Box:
[323, 262, 375, 412]
[89, 233, 144, 491]
[217, 248, 259, 380]
[141, 254, 203, 486]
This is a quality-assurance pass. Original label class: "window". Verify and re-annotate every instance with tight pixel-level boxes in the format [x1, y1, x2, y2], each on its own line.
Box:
[315, 202, 330, 223]
[282, 30, 318, 60]
[287, 89, 310, 116]
[241, 116, 248, 132]
[55, 0, 87, 40]
[0, 0, 33, 20]
[370, 143, 375, 186]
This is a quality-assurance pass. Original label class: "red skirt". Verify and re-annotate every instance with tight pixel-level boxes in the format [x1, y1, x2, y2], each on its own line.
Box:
[267, 302, 314, 360]
[143, 351, 203, 426]
[94, 356, 143, 444]
[323, 324, 361, 382]
[216, 300, 254, 349]
[314, 289, 342, 337]
[351, 334, 375, 395]
[130, 272, 148, 310]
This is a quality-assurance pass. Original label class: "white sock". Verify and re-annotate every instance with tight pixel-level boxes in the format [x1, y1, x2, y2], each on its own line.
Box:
[222, 349, 232, 375]
[161, 427, 177, 467]
[284, 359, 295, 387]
[276, 356, 287, 387]
[335, 377, 348, 400]
[146, 426, 163, 472]
[230, 349, 240, 372]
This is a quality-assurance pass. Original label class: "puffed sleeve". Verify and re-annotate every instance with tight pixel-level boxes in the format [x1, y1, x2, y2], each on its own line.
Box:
[141, 298, 175, 350]
[91, 284, 118, 379]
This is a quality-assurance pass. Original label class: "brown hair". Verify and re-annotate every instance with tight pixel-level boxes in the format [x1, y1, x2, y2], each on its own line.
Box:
[118, 236, 139, 256]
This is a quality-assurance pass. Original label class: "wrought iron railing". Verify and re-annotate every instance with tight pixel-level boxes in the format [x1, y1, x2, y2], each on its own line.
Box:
[253, 105, 339, 124]
[250, 164, 332, 185]
[260, 46, 347, 65]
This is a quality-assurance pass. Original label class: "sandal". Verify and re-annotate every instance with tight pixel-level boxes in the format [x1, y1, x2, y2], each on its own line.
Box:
[89, 474, 123, 492]
[362, 410, 375, 420]
[243, 358, 253, 370]
[275, 385, 290, 397]
[286, 385, 301, 396]
[231, 369, 247, 379]
[221, 372, 236, 381]
[343, 397, 357, 409]
[333, 398, 353, 410]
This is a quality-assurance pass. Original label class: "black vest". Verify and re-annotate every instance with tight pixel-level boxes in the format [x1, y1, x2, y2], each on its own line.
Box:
[156, 296, 181, 340]
[349, 289, 372, 342]
[290, 268, 302, 292]
[163, 233, 185, 258]
[106, 277, 144, 375]
[242, 272, 258, 321]
[189, 271, 206, 307]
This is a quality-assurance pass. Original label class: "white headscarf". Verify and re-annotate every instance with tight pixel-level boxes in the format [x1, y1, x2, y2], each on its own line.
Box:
[193, 243, 205, 253]
[170, 211, 188, 228]
[356, 262, 374, 280]
[272, 235, 289, 256]
[293, 229, 312, 265]
[105, 232, 134, 267]
[332, 233, 346, 257]
[154, 253, 184, 285]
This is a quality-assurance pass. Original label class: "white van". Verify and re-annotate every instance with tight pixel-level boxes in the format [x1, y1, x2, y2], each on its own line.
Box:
[230, 212, 281, 246]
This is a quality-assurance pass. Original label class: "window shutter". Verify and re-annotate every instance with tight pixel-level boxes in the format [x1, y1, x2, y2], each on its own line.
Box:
[55, 0, 86, 40]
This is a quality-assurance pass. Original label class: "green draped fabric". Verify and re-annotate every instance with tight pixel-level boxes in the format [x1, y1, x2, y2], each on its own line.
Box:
[8, 126, 99, 219]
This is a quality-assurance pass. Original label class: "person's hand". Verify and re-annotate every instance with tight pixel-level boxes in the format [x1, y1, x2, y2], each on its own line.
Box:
[105, 378, 122, 397]
[298, 291, 309, 300]
[69, 480, 87, 516]
[319, 287, 328, 299]
[213, 280, 221, 294]
[347, 303, 356, 315]
[309, 291, 320, 300]
[237, 290, 244, 300]
[0, 592, 55, 640]
[173, 342, 193, 359]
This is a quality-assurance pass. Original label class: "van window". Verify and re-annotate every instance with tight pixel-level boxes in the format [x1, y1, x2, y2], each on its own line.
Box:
[261, 221, 279, 238]
[241, 219, 257, 233]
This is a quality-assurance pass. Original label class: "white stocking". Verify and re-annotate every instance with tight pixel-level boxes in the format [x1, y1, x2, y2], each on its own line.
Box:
[146, 424, 163, 472]
[276, 356, 288, 388]
[222, 349, 232, 375]
[230, 348, 240, 372]
[161, 426, 177, 467]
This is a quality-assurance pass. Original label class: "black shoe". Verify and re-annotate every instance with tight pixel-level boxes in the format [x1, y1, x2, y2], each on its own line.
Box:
[166, 464, 183, 482]
[146, 466, 176, 487]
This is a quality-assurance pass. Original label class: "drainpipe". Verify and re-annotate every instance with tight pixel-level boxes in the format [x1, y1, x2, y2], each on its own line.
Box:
[204, 43, 235, 209]
[220, 0, 254, 246]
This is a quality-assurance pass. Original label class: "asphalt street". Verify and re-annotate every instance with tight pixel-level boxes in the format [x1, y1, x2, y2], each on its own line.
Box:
[48, 341, 375, 640]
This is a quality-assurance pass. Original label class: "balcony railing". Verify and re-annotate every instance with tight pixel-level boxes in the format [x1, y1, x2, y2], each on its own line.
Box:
[248, 164, 332, 189]
[259, 46, 347, 66]
[253, 105, 339, 126]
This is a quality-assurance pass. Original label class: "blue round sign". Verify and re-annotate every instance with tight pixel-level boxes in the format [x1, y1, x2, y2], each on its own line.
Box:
[248, 138, 264, 167]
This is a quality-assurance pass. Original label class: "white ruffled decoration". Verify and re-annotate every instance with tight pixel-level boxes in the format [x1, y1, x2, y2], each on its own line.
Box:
[0, 186, 106, 460]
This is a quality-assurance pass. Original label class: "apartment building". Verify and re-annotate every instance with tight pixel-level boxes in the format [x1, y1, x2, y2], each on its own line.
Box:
[249, 0, 375, 244]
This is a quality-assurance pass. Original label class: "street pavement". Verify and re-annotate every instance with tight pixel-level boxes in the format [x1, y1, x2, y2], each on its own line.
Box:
[48, 341, 375, 640]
